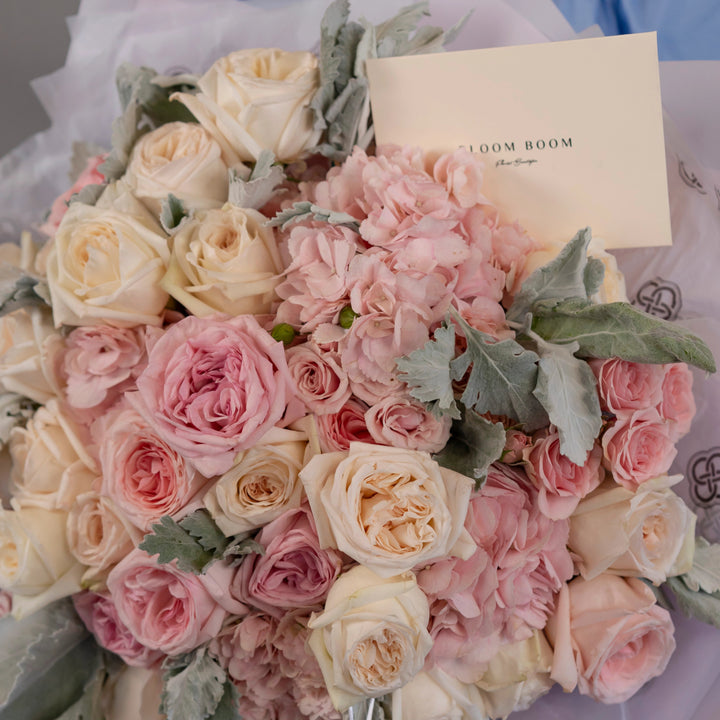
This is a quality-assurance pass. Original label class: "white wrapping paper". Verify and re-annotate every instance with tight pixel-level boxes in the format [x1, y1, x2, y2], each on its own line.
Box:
[1, 0, 719, 717]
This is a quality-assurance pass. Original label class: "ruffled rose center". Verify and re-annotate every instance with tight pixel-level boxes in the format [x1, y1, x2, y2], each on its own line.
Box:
[348, 626, 410, 692]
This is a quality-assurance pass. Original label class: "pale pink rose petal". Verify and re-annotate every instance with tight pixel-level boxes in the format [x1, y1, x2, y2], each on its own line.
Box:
[658, 363, 696, 440]
[285, 343, 350, 416]
[316, 397, 373, 452]
[590, 358, 665, 414]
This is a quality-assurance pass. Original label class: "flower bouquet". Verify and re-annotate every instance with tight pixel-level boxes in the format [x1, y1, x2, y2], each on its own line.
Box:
[1, 2, 719, 720]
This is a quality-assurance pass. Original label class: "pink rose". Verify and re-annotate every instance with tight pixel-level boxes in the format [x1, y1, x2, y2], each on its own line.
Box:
[285, 343, 350, 415]
[591, 358, 665, 414]
[38, 153, 106, 237]
[365, 392, 451, 453]
[61, 325, 145, 410]
[524, 428, 604, 520]
[547, 574, 675, 703]
[316, 397, 373, 452]
[231, 505, 343, 614]
[602, 407, 677, 490]
[131, 314, 295, 477]
[658, 363, 695, 440]
[106, 548, 243, 656]
[97, 402, 209, 531]
[73, 591, 164, 667]
[502, 428, 532, 464]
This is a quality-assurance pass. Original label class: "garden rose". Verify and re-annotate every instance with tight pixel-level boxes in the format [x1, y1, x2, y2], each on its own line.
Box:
[66, 491, 142, 587]
[107, 548, 243, 655]
[60, 325, 145, 411]
[568, 476, 696, 584]
[602, 407, 677, 490]
[0, 500, 82, 618]
[98, 402, 207, 531]
[316, 397, 373, 452]
[100, 666, 164, 720]
[124, 121, 229, 214]
[590, 357, 665, 414]
[308, 565, 433, 711]
[130, 314, 296, 477]
[523, 428, 604, 520]
[9, 399, 96, 511]
[547, 574, 675, 703]
[300, 442, 474, 577]
[46, 199, 169, 327]
[231, 505, 343, 614]
[203, 426, 307, 535]
[161, 205, 283, 317]
[365, 392, 452, 453]
[174, 48, 321, 163]
[0, 307, 59, 404]
[73, 591, 164, 667]
[659, 362, 695, 439]
[286, 343, 351, 415]
[391, 667, 486, 720]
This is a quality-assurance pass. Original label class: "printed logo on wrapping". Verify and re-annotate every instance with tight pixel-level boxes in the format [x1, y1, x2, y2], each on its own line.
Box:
[678, 159, 707, 195]
[688, 448, 720, 508]
[633, 277, 682, 321]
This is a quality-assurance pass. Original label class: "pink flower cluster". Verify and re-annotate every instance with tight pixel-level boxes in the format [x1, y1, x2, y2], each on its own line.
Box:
[275, 146, 538, 453]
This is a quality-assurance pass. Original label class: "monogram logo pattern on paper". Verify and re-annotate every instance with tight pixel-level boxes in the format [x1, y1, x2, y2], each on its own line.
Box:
[688, 448, 720, 508]
[634, 277, 682, 321]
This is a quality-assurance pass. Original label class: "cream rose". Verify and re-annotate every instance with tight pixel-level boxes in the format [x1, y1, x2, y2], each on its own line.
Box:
[0, 499, 83, 618]
[9, 399, 97, 511]
[125, 121, 230, 214]
[308, 565, 433, 711]
[100, 666, 165, 720]
[46, 197, 169, 327]
[161, 204, 282, 316]
[568, 475, 696, 584]
[475, 631, 554, 718]
[0, 307, 59, 404]
[300, 442, 475, 577]
[392, 668, 486, 720]
[204, 426, 308, 535]
[66, 491, 142, 589]
[174, 48, 321, 163]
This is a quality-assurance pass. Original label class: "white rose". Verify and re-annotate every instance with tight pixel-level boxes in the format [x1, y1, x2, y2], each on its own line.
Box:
[125, 121, 230, 215]
[203, 426, 308, 535]
[9, 399, 97, 511]
[174, 48, 321, 163]
[0, 499, 83, 618]
[391, 668, 486, 720]
[46, 197, 170, 328]
[476, 632, 554, 719]
[161, 204, 282, 316]
[66, 491, 142, 589]
[568, 475, 696, 584]
[101, 666, 164, 720]
[0, 307, 60, 404]
[308, 565, 432, 712]
[300, 442, 475, 577]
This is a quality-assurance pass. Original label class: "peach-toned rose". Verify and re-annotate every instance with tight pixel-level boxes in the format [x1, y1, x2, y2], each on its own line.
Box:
[568, 476, 696, 584]
[124, 121, 229, 214]
[300, 442, 474, 577]
[161, 205, 283, 317]
[308, 565, 433, 711]
[547, 574, 675, 703]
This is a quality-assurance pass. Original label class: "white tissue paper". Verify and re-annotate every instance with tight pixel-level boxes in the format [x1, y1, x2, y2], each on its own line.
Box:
[1, 0, 719, 717]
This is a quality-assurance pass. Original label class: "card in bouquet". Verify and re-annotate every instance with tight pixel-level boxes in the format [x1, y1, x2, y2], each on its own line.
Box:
[367, 32, 671, 250]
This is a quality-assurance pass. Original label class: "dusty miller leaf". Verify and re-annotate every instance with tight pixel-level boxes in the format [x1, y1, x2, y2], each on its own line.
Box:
[160, 194, 188, 234]
[211, 679, 241, 720]
[268, 201, 360, 232]
[532, 298, 716, 373]
[0, 394, 38, 449]
[584, 256, 605, 297]
[228, 151, 286, 210]
[396, 323, 460, 419]
[0, 268, 50, 317]
[161, 648, 227, 720]
[179, 510, 230, 557]
[433, 410, 505, 487]
[531, 336, 602, 464]
[666, 576, 720, 629]
[450, 310, 547, 431]
[139, 516, 214, 574]
[68, 183, 105, 207]
[682, 537, 720, 593]
[222, 537, 265, 567]
[507, 227, 592, 323]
